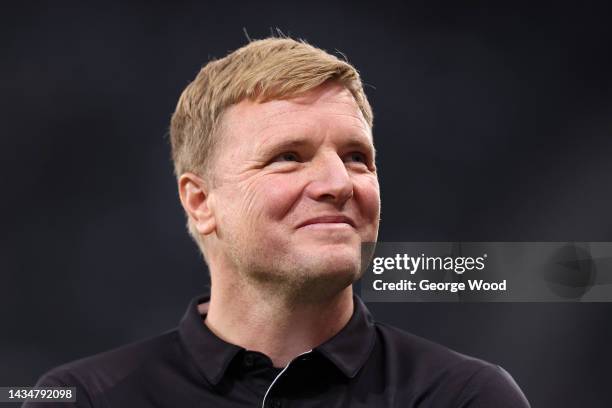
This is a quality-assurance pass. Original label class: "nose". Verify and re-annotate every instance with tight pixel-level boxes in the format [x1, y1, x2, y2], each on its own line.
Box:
[304, 152, 354, 206]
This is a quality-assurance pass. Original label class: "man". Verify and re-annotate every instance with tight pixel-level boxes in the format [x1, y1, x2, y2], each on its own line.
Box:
[28, 37, 529, 407]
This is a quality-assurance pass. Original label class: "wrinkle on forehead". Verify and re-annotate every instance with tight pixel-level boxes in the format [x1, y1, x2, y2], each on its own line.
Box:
[254, 114, 370, 145]
[223, 84, 370, 137]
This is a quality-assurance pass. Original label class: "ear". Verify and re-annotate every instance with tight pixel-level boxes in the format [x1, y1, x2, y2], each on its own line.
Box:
[178, 172, 216, 236]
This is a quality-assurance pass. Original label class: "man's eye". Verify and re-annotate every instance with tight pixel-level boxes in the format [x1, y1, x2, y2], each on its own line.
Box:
[274, 152, 300, 162]
[346, 152, 367, 164]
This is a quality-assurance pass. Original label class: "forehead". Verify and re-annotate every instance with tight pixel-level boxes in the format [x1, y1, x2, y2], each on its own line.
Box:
[219, 83, 372, 145]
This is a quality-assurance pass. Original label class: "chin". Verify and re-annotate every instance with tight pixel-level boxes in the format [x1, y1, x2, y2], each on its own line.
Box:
[247, 248, 360, 303]
[284, 253, 359, 304]
[299, 247, 361, 279]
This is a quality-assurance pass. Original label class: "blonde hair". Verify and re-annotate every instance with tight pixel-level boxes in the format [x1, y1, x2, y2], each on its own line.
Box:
[169, 36, 374, 251]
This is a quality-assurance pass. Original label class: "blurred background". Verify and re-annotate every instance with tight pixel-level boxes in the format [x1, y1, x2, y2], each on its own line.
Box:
[2, 1, 612, 406]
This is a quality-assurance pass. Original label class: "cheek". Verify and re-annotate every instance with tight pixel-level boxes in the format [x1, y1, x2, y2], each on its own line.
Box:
[241, 175, 304, 222]
[354, 176, 381, 224]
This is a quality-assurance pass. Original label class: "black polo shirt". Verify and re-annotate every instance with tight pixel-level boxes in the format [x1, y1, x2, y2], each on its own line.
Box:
[27, 293, 529, 407]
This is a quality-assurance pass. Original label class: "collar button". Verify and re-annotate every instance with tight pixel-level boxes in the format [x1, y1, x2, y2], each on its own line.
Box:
[243, 353, 255, 368]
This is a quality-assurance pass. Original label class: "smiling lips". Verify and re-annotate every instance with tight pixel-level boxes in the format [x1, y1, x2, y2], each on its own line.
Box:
[297, 215, 356, 229]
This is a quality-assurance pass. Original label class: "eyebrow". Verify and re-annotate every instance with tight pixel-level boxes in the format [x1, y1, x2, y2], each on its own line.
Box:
[255, 138, 310, 157]
[256, 136, 376, 159]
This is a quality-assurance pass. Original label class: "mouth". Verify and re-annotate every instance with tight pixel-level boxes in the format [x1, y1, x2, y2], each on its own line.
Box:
[297, 215, 356, 229]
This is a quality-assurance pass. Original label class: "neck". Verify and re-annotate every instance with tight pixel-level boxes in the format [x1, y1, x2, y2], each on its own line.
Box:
[203, 271, 354, 368]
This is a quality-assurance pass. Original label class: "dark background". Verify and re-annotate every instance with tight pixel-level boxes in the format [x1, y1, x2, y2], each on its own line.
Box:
[2, 2, 612, 407]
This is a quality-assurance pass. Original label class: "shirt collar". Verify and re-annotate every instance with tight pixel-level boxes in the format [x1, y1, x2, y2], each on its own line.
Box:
[315, 294, 377, 378]
[178, 291, 243, 385]
[178, 289, 376, 384]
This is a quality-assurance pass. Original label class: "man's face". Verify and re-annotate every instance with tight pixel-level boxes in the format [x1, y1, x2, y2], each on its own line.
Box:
[207, 83, 380, 296]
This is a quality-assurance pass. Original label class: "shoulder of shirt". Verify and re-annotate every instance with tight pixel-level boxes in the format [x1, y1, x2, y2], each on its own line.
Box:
[373, 321, 491, 370]
[34, 328, 181, 406]
[371, 321, 528, 406]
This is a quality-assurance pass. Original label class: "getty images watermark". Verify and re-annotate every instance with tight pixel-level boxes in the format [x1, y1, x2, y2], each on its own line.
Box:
[359, 242, 612, 302]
